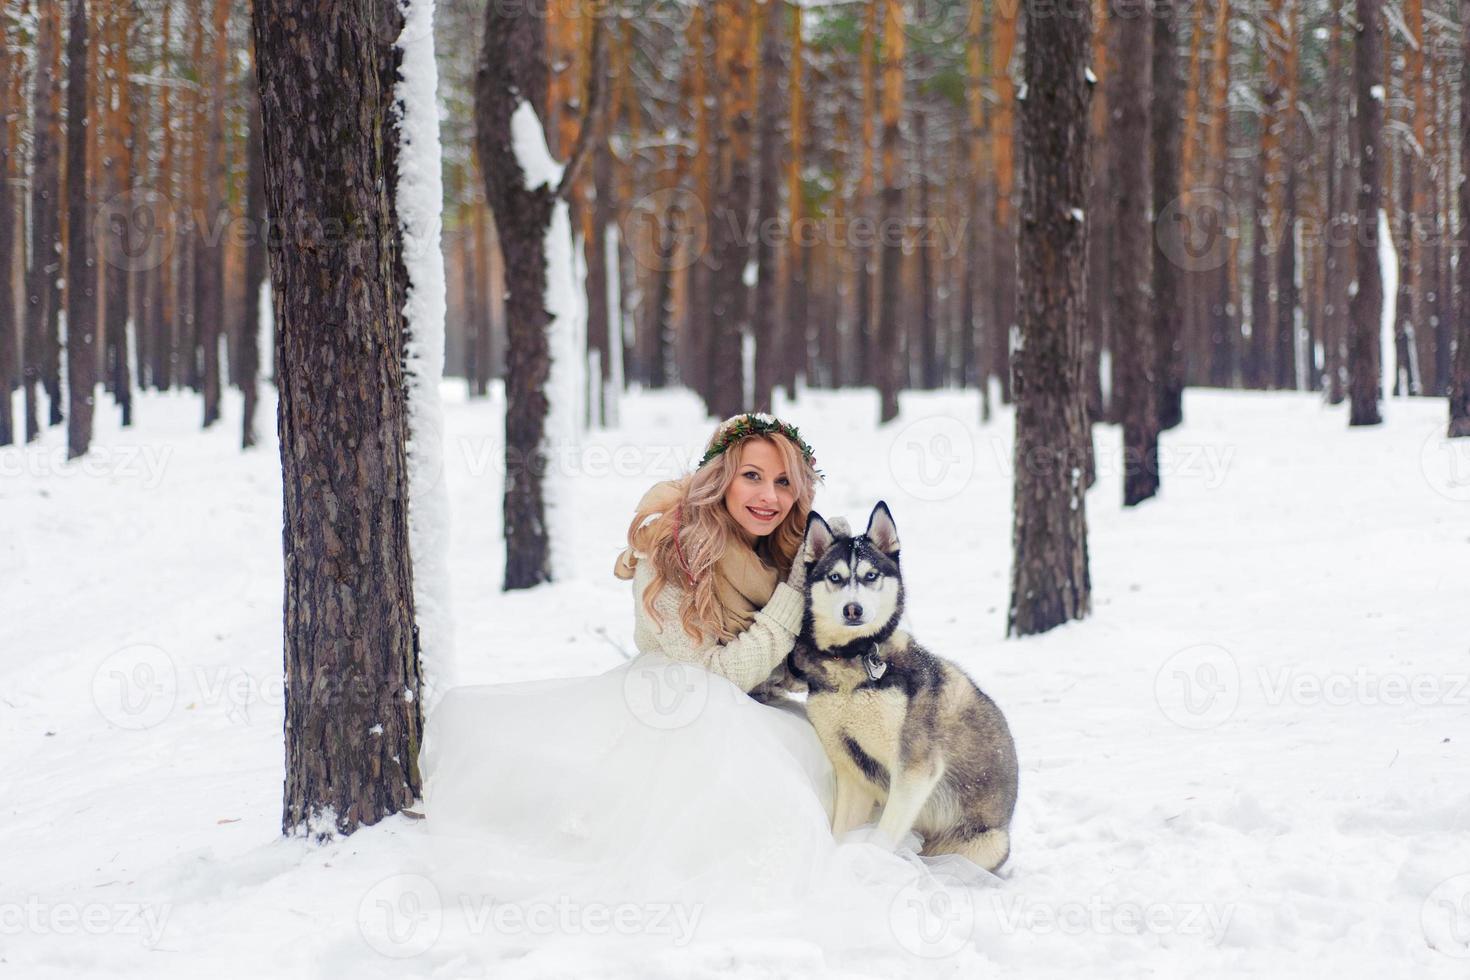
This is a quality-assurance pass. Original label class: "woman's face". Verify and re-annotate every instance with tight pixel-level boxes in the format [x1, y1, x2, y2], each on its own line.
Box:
[723, 439, 796, 543]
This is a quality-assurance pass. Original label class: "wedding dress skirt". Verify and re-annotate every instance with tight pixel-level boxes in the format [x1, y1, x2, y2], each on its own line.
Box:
[419, 653, 1001, 974]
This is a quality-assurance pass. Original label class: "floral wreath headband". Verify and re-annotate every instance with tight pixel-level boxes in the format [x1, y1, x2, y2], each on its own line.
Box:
[696, 413, 824, 480]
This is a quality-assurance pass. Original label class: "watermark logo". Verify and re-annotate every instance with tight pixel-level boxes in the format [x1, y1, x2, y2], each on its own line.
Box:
[357, 873, 443, 958]
[92, 644, 178, 730]
[0, 898, 171, 948]
[1419, 426, 1470, 502]
[1154, 644, 1241, 730]
[1423, 873, 1470, 959]
[888, 871, 976, 958]
[622, 188, 708, 274]
[889, 415, 976, 502]
[622, 658, 711, 730]
[94, 188, 179, 273]
[990, 895, 1234, 943]
[1156, 188, 1237, 273]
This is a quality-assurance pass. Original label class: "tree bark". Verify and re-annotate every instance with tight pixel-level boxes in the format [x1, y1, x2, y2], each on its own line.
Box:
[1108, 0, 1156, 505]
[65, 0, 96, 459]
[752, 0, 784, 413]
[477, 0, 556, 588]
[1348, 0, 1383, 426]
[1152, 0, 1184, 430]
[876, 0, 904, 424]
[25, 5, 62, 441]
[198, 0, 229, 427]
[1009, 0, 1093, 637]
[102, 0, 134, 428]
[1451, 0, 1470, 435]
[0, 11, 16, 446]
[253, 0, 425, 837]
[708, 0, 754, 419]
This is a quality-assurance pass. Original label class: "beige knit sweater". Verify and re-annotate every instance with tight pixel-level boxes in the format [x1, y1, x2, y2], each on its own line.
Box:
[628, 552, 806, 692]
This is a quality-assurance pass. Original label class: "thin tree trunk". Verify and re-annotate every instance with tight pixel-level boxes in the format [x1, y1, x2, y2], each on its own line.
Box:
[781, 0, 805, 401]
[24, 5, 61, 441]
[1152, 0, 1184, 429]
[1323, 0, 1347, 402]
[990, 0, 1018, 405]
[707, 0, 753, 418]
[1009, 0, 1093, 636]
[65, 0, 96, 459]
[0, 12, 16, 446]
[102, 0, 133, 427]
[1348, 0, 1383, 426]
[1109, 0, 1156, 505]
[752, 0, 783, 413]
[876, 0, 904, 423]
[198, 0, 228, 427]
[1451, 0, 1470, 435]
[855, 0, 876, 391]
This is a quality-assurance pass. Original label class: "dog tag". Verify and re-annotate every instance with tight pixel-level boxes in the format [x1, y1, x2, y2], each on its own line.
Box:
[863, 649, 887, 682]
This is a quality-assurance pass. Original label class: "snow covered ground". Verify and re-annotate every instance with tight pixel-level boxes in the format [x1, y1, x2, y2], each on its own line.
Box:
[2, 383, 1468, 978]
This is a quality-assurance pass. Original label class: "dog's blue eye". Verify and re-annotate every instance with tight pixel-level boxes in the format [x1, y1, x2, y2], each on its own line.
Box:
[827, 572, 843, 584]
[863, 571, 879, 582]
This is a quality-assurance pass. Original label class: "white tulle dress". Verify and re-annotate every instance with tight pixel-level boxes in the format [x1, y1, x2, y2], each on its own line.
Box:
[418, 651, 1001, 975]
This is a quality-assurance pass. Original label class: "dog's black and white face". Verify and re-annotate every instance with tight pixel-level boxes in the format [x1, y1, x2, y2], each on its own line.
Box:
[802, 501, 904, 651]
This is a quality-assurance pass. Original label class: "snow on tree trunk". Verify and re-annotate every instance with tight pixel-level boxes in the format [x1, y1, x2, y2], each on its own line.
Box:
[1376, 208, 1398, 403]
[604, 224, 624, 428]
[396, 0, 454, 710]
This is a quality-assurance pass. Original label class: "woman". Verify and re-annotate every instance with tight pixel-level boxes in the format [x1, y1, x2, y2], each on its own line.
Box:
[420, 414, 993, 968]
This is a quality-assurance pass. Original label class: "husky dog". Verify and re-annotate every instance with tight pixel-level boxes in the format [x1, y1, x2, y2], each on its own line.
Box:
[784, 501, 1019, 872]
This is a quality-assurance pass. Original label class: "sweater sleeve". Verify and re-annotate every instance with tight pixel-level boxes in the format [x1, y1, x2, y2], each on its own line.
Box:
[634, 563, 806, 693]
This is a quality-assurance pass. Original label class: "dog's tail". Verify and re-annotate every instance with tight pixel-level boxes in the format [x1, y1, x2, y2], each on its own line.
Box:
[923, 827, 1010, 873]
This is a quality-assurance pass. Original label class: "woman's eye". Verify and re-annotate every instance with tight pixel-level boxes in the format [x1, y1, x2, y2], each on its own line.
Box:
[777, 478, 790, 487]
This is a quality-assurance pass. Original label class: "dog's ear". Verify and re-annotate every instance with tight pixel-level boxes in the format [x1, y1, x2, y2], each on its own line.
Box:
[864, 501, 900, 558]
[805, 511, 836, 564]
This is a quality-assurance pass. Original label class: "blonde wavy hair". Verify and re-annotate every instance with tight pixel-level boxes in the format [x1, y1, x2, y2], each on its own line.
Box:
[625, 429, 821, 644]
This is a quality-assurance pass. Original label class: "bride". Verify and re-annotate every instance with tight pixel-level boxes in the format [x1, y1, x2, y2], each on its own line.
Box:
[420, 413, 998, 970]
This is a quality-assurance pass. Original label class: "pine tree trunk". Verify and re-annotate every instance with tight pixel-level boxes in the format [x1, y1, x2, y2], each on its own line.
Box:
[253, 0, 424, 837]
[876, 0, 904, 423]
[1108, 0, 1156, 505]
[102, 0, 133, 428]
[0, 20, 15, 447]
[854, 0, 876, 391]
[1009, 0, 1092, 637]
[752, 0, 783, 413]
[65, 0, 96, 459]
[1271, 0, 1299, 391]
[584, 108, 612, 420]
[476, 0, 556, 588]
[152, 0, 175, 391]
[782, 0, 806, 401]
[1152, 0, 1184, 429]
[1348, 0, 1384, 427]
[1451, 0, 1470, 435]
[1323, 0, 1347, 402]
[709, 0, 753, 418]
[963, 0, 988, 419]
[198, 0, 228, 427]
[24, 6, 61, 441]
[990, 0, 1018, 405]
[241, 68, 266, 449]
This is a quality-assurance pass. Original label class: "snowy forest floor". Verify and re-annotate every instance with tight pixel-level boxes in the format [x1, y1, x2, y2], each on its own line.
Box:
[3, 383, 1468, 978]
